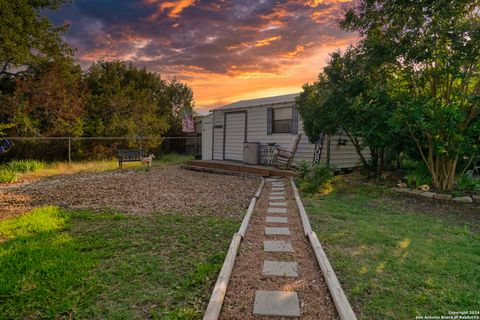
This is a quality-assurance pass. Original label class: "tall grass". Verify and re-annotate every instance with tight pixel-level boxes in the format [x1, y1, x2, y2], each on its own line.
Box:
[0, 169, 16, 183]
[7, 160, 45, 173]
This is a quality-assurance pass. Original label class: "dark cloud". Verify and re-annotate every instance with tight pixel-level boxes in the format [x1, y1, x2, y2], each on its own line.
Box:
[49, 0, 355, 76]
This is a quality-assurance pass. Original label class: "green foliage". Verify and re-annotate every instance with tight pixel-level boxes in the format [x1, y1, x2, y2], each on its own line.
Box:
[0, 0, 72, 77]
[406, 162, 432, 188]
[297, 47, 406, 177]
[296, 161, 333, 194]
[7, 159, 45, 173]
[0, 169, 16, 183]
[456, 174, 480, 192]
[340, 0, 480, 191]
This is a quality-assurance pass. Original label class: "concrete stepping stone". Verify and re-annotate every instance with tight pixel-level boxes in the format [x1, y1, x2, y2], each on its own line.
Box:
[266, 216, 288, 223]
[264, 240, 293, 252]
[270, 191, 285, 196]
[253, 290, 300, 317]
[269, 202, 287, 207]
[271, 187, 285, 192]
[265, 227, 290, 235]
[262, 261, 298, 278]
[272, 183, 285, 187]
[267, 207, 287, 214]
[269, 196, 285, 200]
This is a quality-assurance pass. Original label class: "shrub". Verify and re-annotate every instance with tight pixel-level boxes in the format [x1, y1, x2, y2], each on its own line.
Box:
[7, 160, 45, 173]
[0, 169, 17, 183]
[296, 162, 333, 194]
[406, 163, 432, 187]
[456, 173, 480, 192]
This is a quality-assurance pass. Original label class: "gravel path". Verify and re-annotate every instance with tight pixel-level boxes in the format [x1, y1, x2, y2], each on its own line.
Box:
[219, 178, 339, 319]
[0, 166, 259, 219]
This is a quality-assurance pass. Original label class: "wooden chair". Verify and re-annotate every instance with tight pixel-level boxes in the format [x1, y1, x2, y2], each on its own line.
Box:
[272, 133, 302, 169]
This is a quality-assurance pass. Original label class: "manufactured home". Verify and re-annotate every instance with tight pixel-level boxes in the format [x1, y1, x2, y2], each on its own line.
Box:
[201, 93, 364, 169]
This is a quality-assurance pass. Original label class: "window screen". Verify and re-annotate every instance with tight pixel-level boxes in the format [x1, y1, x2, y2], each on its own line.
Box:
[273, 107, 292, 133]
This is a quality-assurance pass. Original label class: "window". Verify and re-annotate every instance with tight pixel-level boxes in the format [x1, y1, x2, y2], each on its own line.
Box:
[273, 107, 292, 133]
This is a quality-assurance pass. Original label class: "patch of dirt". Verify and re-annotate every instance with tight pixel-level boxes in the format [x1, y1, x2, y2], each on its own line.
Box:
[0, 166, 259, 219]
[342, 172, 480, 229]
[384, 193, 480, 230]
[220, 179, 339, 320]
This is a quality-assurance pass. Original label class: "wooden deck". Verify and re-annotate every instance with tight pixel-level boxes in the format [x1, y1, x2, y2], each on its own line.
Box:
[182, 160, 295, 177]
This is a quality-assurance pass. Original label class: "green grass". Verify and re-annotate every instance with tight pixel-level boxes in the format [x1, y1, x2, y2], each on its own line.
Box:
[6, 159, 46, 173]
[0, 206, 239, 319]
[155, 153, 195, 165]
[302, 179, 480, 320]
[0, 169, 17, 183]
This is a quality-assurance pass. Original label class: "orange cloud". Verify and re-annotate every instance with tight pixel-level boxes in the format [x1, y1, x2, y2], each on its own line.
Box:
[145, 0, 195, 20]
[254, 36, 282, 47]
[282, 45, 305, 58]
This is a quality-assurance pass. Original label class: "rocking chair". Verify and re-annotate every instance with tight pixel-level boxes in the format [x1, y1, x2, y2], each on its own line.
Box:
[272, 133, 302, 170]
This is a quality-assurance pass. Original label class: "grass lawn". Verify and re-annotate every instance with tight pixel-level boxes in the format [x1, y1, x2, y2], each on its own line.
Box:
[302, 178, 480, 320]
[0, 206, 238, 319]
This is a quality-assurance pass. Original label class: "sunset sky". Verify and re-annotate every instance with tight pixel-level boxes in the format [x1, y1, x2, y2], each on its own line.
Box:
[49, 0, 359, 113]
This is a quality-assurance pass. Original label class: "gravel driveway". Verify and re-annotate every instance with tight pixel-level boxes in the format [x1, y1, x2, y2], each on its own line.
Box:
[0, 166, 259, 219]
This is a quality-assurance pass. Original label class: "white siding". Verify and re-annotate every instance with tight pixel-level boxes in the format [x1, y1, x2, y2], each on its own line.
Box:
[224, 112, 246, 161]
[211, 103, 367, 168]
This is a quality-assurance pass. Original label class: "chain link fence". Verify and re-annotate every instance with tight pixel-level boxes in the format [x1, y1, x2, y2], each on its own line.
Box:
[0, 136, 201, 163]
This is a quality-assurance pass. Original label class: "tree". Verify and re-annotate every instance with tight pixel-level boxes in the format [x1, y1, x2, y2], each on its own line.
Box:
[0, 0, 72, 78]
[0, 58, 86, 137]
[84, 61, 169, 141]
[297, 47, 403, 176]
[162, 80, 194, 135]
[342, 0, 480, 191]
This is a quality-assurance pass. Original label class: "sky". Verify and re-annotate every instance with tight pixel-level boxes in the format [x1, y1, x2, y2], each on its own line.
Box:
[49, 0, 359, 114]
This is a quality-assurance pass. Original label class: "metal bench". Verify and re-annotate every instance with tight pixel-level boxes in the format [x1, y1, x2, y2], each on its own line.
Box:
[117, 149, 146, 169]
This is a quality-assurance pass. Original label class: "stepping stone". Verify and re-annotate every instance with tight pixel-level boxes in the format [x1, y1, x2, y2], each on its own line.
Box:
[269, 196, 285, 200]
[266, 216, 288, 223]
[264, 240, 293, 252]
[253, 291, 300, 317]
[262, 261, 298, 277]
[266, 178, 279, 182]
[271, 187, 285, 192]
[265, 227, 290, 235]
[272, 183, 285, 187]
[270, 191, 285, 196]
[269, 202, 287, 207]
[267, 207, 287, 214]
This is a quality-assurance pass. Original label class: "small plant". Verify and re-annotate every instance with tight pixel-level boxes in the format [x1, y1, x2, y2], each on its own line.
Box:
[0, 169, 17, 183]
[296, 162, 333, 194]
[406, 162, 432, 187]
[7, 160, 45, 173]
[297, 160, 310, 181]
[456, 173, 480, 192]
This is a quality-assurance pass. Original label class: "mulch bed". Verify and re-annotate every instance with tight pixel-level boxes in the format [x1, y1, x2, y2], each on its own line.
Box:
[0, 166, 259, 220]
[220, 179, 339, 320]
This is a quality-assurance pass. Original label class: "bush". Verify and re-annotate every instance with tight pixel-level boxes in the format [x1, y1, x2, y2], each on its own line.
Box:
[0, 169, 17, 183]
[406, 162, 432, 187]
[296, 161, 333, 194]
[456, 173, 480, 192]
[7, 160, 45, 173]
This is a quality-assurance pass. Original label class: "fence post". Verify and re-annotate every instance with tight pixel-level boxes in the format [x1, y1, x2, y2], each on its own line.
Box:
[68, 138, 72, 167]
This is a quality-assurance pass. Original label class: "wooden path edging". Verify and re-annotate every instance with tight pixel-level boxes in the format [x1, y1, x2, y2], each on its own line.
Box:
[290, 178, 357, 320]
[203, 178, 265, 320]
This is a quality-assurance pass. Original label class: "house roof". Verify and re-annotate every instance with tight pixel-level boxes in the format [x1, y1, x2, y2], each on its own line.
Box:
[212, 92, 300, 112]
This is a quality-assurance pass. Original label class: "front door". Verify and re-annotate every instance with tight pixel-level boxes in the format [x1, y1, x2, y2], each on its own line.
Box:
[224, 112, 246, 161]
